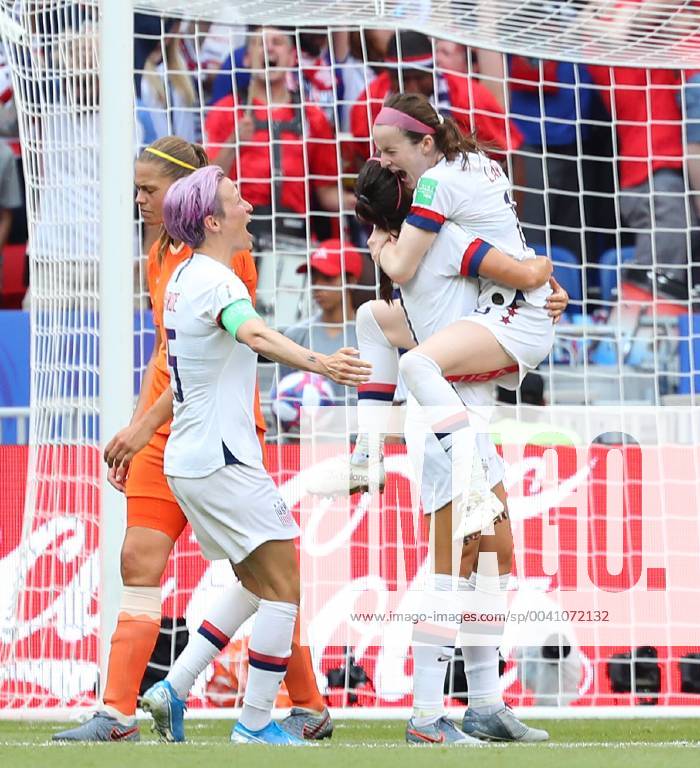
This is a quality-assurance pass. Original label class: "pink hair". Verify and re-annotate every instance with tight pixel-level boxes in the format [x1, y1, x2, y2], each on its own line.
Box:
[163, 165, 225, 249]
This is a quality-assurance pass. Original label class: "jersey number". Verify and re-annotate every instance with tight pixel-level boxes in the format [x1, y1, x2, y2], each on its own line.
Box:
[504, 191, 527, 250]
[165, 328, 184, 403]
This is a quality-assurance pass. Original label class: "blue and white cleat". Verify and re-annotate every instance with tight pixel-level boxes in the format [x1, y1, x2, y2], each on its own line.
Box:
[140, 680, 187, 743]
[52, 711, 139, 742]
[405, 716, 482, 745]
[462, 707, 549, 742]
[230, 720, 309, 745]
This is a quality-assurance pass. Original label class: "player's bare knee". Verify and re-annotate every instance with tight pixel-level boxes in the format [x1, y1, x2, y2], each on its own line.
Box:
[120, 536, 167, 586]
[120, 545, 159, 586]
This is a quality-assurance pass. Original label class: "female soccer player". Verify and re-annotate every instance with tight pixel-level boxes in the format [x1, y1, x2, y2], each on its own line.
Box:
[350, 159, 558, 743]
[361, 95, 552, 535]
[54, 137, 332, 743]
[131, 165, 369, 744]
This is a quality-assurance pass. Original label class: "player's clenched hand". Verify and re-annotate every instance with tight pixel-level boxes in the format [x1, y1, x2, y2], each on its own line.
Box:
[368, 226, 391, 264]
[546, 277, 569, 324]
[321, 347, 372, 387]
[104, 419, 155, 469]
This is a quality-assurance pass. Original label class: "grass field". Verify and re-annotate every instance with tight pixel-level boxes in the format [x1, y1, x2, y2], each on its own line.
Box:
[1, 719, 700, 768]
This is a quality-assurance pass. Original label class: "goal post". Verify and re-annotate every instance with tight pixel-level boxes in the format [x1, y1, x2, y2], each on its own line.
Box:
[98, 0, 134, 697]
[1, 0, 700, 718]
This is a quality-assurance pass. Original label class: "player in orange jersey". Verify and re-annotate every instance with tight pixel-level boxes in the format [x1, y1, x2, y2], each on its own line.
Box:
[54, 136, 332, 743]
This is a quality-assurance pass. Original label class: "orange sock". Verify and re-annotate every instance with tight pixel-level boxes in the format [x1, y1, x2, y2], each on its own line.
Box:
[284, 615, 326, 712]
[102, 586, 161, 718]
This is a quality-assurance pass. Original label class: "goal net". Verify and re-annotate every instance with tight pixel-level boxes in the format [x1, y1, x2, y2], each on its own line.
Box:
[1, 0, 700, 716]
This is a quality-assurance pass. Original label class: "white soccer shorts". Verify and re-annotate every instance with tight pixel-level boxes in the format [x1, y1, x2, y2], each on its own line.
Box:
[463, 301, 554, 390]
[167, 463, 299, 564]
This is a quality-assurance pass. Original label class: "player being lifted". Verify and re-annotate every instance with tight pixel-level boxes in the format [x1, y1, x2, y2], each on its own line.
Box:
[106, 165, 369, 745]
[312, 93, 561, 743]
[357, 159, 556, 744]
[314, 93, 556, 531]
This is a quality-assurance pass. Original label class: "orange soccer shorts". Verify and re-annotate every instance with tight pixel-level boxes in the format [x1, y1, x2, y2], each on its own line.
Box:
[125, 428, 268, 542]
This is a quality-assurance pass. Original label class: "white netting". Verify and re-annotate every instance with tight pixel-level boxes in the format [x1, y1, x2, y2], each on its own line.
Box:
[0, 1, 102, 707]
[133, 0, 700, 68]
[1, 0, 700, 715]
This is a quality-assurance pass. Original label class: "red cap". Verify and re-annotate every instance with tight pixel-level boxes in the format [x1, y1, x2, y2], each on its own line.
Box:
[297, 239, 363, 279]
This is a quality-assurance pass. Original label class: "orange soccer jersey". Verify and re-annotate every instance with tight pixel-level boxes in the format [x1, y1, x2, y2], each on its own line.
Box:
[126, 239, 268, 537]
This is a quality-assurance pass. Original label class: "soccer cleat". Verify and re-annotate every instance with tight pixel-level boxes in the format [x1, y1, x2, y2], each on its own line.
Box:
[454, 455, 503, 539]
[280, 707, 333, 740]
[461, 706, 550, 742]
[140, 679, 187, 743]
[305, 454, 385, 496]
[405, 716, 483, 745]
[52, 711, 139, 742]
[230, 720, 309, 745]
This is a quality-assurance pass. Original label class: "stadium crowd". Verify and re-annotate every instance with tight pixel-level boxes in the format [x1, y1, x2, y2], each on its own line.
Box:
[1, 14, 700, 417]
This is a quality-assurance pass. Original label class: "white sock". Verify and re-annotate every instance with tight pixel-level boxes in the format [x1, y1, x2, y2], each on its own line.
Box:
[353, 303, 399, 463]
[399, 350, 470, 453]
[411, 573, 465, 727]
[462, 572, 510, 715]
[166, 582, 260, 700]
[400, 350, 494, 515]
[240, 599, 297, 732]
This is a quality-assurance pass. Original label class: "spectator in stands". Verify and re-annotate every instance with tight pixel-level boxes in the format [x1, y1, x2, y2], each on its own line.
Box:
[205, 26, 351, 251]
[0, 141, 22, 295]
[209, 28, 387, 134]
[586, 2, 700, 297]
[684, 67, 700, 219]
[505, 57, 598, 263]
[137, 26, 200, 146]
[349, 31, 522, 169]
[0, 42, 17, 138]
[435, 40, 468, 75]
[299, 29, 385, 135]
[275, 239, 361, 404]
[588, 63, 698, 296]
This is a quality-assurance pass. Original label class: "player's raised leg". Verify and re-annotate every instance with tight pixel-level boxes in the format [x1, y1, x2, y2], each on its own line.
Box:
[306, 299, 408, 496]
[399, 341, 505, 537]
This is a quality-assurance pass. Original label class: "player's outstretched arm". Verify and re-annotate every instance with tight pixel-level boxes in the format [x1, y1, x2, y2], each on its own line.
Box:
[223, 300, 372, 386]
[478, 250, 552, 291]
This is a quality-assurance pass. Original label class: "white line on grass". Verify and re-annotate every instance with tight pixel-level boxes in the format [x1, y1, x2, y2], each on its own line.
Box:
[2, 740, 699, 750]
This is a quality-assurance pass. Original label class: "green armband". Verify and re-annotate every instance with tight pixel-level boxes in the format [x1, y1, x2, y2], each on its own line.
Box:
[220, 299, 260, 339]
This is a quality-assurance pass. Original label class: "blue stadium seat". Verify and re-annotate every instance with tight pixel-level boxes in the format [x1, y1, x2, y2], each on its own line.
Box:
[532, 244, 582, 313]
[598, 246, 636, 303]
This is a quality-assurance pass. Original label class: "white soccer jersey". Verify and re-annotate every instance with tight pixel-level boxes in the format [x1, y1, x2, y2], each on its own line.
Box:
[399, 220, 480, 343]
[405, 154, 551, 308]
[163, 253, 263, 478]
